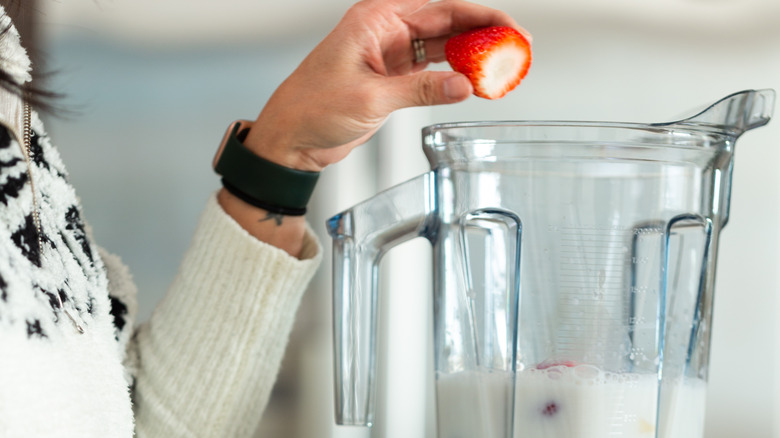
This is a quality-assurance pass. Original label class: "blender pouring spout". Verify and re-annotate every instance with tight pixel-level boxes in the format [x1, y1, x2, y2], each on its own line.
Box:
[656, 89, 775, 138]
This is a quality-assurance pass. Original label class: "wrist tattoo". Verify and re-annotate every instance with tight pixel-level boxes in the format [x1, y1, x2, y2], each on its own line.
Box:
[259, 212, 285, 226]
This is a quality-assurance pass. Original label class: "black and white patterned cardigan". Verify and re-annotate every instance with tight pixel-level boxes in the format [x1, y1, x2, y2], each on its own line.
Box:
[0, 10, 137, 434]
[0, 9, 322, 437]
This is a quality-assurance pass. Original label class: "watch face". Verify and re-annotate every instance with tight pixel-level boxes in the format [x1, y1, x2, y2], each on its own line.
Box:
[213, 120, 250, 171]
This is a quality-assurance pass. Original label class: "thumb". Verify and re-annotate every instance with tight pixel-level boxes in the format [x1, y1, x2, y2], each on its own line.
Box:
[382, 71, 472, 111]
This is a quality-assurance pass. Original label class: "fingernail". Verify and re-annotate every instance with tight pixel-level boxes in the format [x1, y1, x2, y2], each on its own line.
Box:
[518, 27, 533, 43]
[444, 75, 471, 100]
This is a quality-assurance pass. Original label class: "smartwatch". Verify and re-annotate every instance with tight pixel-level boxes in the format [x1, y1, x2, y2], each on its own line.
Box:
[213, 120, 320, 216]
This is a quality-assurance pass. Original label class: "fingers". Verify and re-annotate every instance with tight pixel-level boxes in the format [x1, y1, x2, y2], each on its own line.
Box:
[381, 71, 473, 111]
[413, 35, 449, 63]
[379, 0, 429, 16]
[404, 0, 531, 41]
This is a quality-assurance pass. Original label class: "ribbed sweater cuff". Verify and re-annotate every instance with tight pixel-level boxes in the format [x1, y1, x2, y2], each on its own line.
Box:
[133, 193, 322, 437]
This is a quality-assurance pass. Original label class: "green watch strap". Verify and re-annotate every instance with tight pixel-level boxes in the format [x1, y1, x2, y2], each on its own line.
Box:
[214, 122, 320, 212]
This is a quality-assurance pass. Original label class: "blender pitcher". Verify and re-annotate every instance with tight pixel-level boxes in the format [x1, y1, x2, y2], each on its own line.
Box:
[327, 89, 775, 438]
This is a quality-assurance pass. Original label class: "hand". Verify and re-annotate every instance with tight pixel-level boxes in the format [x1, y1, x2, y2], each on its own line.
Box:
[220, 0, 527, 257]
[243, 0, 528, 172]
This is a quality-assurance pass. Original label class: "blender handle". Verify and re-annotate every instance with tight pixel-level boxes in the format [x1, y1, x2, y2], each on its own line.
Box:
[326, 172, 435, 427]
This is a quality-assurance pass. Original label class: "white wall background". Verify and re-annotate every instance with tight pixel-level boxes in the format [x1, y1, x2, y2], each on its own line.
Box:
[38, 0, 780, 437]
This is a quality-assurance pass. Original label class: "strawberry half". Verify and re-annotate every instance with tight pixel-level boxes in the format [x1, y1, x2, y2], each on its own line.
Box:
[535, 359, 578, 370]
[445, 26, 532, 100]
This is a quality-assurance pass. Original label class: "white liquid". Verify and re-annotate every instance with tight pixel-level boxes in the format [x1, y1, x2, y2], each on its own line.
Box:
[436, 365, 707, 438]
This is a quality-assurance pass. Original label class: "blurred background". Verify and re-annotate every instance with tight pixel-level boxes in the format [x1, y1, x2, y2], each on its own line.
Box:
[21, 0, 780, 436]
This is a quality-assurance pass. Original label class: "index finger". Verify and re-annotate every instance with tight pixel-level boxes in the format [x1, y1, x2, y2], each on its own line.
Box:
[402, 0, 530, 41]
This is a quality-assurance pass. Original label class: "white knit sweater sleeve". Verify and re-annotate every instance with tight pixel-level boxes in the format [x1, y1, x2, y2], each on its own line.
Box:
[130, 193, 322, 437]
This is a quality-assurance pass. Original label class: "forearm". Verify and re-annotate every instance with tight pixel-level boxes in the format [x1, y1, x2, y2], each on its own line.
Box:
[217, 188, 307, 258]
[132, 194, 321, 437]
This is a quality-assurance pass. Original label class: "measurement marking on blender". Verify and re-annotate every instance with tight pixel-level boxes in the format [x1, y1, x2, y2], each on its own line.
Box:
[560, 246, 626, 251]
[557, 224, 630, 361]
[558, 225, 633, 231]
[556, 318, 627, 324]
[559, 236, 624, 241]
[559, 242, 626, 247]
[558, 270, 624, 275]
[558, 274, 622, 278]
[557, 298, 625, 304]
[559, 270, 624, 276]
[559, 252, 626, 258]
[560, 236, 624, 241]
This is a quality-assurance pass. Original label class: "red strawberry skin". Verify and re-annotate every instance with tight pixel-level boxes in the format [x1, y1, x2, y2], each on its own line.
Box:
[445, 26, 532, 100]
